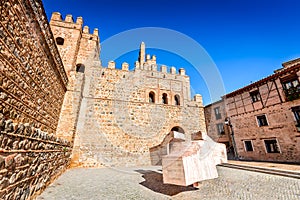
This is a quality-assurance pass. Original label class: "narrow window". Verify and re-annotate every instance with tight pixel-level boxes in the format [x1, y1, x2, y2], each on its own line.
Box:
[76, 64, 85, 73]
[292, 106, 300, 131]
[162, 93, 168, 104]
[250, 90, 261, 103]
[264, 139, 280, 153]
[216, 123, 224, 135]
[214, 107, 221, 120]
[256, 114, 268, 127]
[244, 140, 254, 152]
[149, 92, 155, 103]
[56, 37, 64, 45]
[174, 94, 180, 105]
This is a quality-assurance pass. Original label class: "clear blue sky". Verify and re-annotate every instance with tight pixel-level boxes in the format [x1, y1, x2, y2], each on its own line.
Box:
[42, 0, 300, 105]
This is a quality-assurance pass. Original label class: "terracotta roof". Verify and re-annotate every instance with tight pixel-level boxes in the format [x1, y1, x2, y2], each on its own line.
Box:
[224, 61, 300, 98]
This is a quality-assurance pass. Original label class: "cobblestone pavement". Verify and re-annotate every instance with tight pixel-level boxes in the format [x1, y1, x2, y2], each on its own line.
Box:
[37, 166, 300, 200]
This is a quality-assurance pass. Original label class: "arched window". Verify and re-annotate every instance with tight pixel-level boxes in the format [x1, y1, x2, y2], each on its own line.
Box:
[175, 94, 180, 105]
[171, 126, 185, 134]
[162, 93, 168, 104]
[76, 64, 85, 73]
[56, 37, 64, 45]
[149, 92, 155, 103]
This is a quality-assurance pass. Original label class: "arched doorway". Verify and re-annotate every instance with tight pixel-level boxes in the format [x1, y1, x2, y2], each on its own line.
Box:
[171, 126, 185, 134]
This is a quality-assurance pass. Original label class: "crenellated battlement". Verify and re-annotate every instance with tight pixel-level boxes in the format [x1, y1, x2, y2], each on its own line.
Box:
[104, 60, 186, 75]
[103, 42, 186, 76]
[50, 12, 83, 29]
[82, 25, 99, 41]
[50, 12, 99, 40]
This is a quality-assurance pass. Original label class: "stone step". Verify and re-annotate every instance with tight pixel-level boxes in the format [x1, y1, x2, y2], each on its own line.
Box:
[219, 163, 300, 179]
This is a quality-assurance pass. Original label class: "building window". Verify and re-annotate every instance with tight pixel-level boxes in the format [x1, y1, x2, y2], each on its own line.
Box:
[244, 140, 254, 152]
[214, 107, 221, 120]
[56, 37, 64, 45]
[250, 90, 261, 103]
[264, 139, 280, 153]
[174, 94, 180, 106]
[216, 123, 225, 135]
[281, 75, 300, 101]
[256, 114, 268, 127]
[282, 76, 299, 90]
[76, 64, 85, 73]
[162, 93, 168, 104]
[149, 92, 155, 103]
[292, 106, 300, 131]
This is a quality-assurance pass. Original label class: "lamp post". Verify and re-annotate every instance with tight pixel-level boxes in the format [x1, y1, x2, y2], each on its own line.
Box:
[224, 117, 238, 160]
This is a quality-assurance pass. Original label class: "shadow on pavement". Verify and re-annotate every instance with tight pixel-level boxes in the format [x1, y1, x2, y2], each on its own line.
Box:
[135, 169, 198, 196]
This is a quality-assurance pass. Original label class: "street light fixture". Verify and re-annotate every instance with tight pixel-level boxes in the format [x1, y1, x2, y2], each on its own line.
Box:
[224, 117, 238, 160]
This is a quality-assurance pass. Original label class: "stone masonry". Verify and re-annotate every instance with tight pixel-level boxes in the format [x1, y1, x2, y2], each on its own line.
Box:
[0, 0, 72, 199]
[0, 0, 209, 198]
[48, 12, 207, 167]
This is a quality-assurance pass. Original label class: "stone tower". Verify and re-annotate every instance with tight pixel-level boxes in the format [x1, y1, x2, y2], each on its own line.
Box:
[49, 12, 100, 142]
[49, 12, 100, 77]
[139, 41, 146, 66]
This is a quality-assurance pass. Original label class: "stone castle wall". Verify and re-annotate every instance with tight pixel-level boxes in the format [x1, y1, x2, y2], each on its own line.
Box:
[0, 0, 68, 133]
[0, 120, 71, 199]
[0, 0, 71, 199]
[71, 63, 206, 167]
[48, 12, 207, 167]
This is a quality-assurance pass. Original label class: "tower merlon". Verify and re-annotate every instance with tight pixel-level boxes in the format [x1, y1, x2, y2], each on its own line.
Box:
[122, 62, 129, 71]
[65, 14, 74, 23]
[108, 61, 116, 69]
[76, 16, 83, 25]
[152, 55, 156, 61]
[179, 68, 186, 75]
[51, 12, 62, 21]
[83, 26, 90, 34]
[161, 65, 167, 73]
[170, 66, 176, 74]
[93, 28, 99, 36]
[135, 61, 140, 69]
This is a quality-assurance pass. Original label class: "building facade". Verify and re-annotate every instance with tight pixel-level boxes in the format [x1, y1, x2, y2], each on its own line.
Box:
[211, 59, 300, 163]
[49, 13, 207, 167]
[204, 100, 230, 147]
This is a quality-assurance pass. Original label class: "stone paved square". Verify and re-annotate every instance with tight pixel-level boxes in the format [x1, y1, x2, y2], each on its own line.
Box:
[38, 166, 300, 200]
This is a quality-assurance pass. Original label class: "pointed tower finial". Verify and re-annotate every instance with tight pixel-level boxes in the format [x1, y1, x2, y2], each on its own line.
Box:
[139, 42, 145, 67]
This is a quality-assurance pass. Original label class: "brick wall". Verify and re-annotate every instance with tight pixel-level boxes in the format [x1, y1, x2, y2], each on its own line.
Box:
[225, 64, 300, 163]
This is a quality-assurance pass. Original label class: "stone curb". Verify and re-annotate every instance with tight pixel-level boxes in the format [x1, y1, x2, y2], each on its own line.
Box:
[219, 163, 300, 179]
